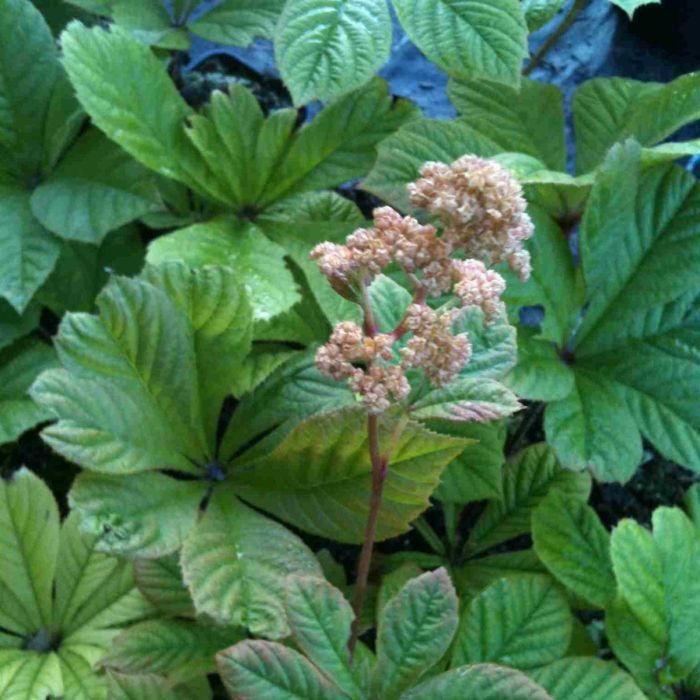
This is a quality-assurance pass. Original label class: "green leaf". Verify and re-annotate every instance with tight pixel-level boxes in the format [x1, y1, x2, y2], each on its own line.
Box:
[232, 407, 469, 543]
[33, 264, 251, 477]
[275, 0, 391, 105]
[452, 574, 572, 669]
[0, 0, 60, 177]
[609, 0, 661, 19]
[0, 300, 40, 353]
[544, 369, 643, 482]
[286, 576, 361, 699]
[455, 550, 547, 599]
[69, 472, 205, 558]
[430, 420, 505, 504]
[190, 0, 285, 46]
[376, 563, 423, 620]
[522, 0, 564, 31]
[392, 0, 527, 85]
[58, 645, 108, 700]
[529, 657, 647, 700]
[532, 491, 615, 608]
[147, 218, 299, 323]
[31, 129, 159, 244]
[61, 23, 226, 203]
[610, 507, 700, 683]
[181, 489, 322, 639]
[373, 568, 458, 699]
[106, 670, 202, 700]
[0, 339, 57, 446]
[573, 73, 700, 173]
[362, 117, 500, 211]
[134, 555, 195, 618]
[448, 78, 565, 170]
[110, 0, 190, 50]
[0, 652, 63, 700]
[412, 377, 521, 423]
[217, 640, 340, 700]
[0, 183, 60, 313]
[0, 468, 59, 634]
[467, 443, 591, 555]
[367, 274, 412, 333]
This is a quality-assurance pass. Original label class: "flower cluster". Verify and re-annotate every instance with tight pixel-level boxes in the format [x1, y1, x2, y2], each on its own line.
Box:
[408, 155, 534, 280]
[311, 155, 532, 413]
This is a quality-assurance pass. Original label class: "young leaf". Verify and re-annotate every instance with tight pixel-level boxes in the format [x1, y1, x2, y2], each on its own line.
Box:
[452, 575, 572, 669]
[180, 488, 322, 639]
[373, 568, 459, 699]
[285, 576, 362, 699]
[232, 407, 469, 543]
[275, 0, 392, 105]
[392, 0, 528, 86]
[217, 640, 340, 700]
[532, 491, 615, 608]
[528, 657, 647, 700]
[190, 0, 285, 46]
[402, 664, 553, 700]
[0, 652, 63, 700]
[467, 443, 591, 555]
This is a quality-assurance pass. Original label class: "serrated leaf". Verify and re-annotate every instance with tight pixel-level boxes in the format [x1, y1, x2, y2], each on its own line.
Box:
[232, 407, 468, 543]
[376, 563, 424, 620]
[0, 300, 40, 353]
[367, 274, 412, 332]
[373, 568, 458, 698]
[276, 0, 391, 105]
[412, 377, 521, 423]
[532, 491, 614, 608]
[448, 78, 565, 170]
[190, 0, 285, 46]
[134, 555, 195, 619]
[110, 0, 190, 50]
[362, 118, 500, 211]
[0, 338, 57, 446]
[452, 575, 571, 669]
[147, 218, 298, 323]
[106, 670, 198, 700]
[529, 657, 647, 700]
[522, 0, 564, 31]
[0, 183, 60, 313]
[392, 0, 527, 85]
[31, 129, 159, 244]
[181, 489, 322, 639]
[286, 576, 361, 699]
[403, 664, 553, 699]
[69, 472, 205, 558]
[217, 640, 340, 700]
[467, 443, 591, 555]
[0, 651, 63, 700]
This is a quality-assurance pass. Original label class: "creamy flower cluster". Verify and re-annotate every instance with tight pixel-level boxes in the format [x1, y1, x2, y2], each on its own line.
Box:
[408, 155, 534, 281]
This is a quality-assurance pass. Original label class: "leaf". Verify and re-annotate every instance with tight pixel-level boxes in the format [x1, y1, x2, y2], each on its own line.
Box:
[69, 472, 205, 558]
[134, 555, 195, 618]
[217, 640, 340, 700]
[610, 507, 700, 683]
[31, 129, 159, 244]
[362, 117, 500, 211]
[522, 0, 564, 31]
[0, 468, 59, 634]
[368, 274, 412, 332]
[146, 218, 298, 323]
[0, 183, 60, 313]
[58, 646, 108, 700]
[467, 443, 591, 555]
[532, 491, 615, 608]
[609, 0, 661, 19]
[181, 489, 322, 639]
[373, 568, 458, 698]
[190, 0, 285, 46]
[285, 576, 361, 699]
[0, 301, 39, 353]
[61, 23, 226, 204]
[0, 338, 57, 446]
[452, 575, 572, 669]
[0, 0, 59, 176]
[573, 74, 700, 173]
[376, 563, 424, 620]
[232, 407, 469, 543]
[0, 651, 63, 700]
[105, 670, 197, 700]
[412, 377, 521, 423]
[529, 657, 647, 700]
[448, 78, 566, 170]
[110, 0, 189, 50]
[544, 369, 643, 482]
[403, 664, 554, 700]
[429, 420, 505, 503]
[392, 0, 527, 85]
[275, 0, 391, 105]
[33, 264, 251, 475]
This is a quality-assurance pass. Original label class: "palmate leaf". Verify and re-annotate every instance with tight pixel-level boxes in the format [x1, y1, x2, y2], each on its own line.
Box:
[452, 575, 572, 670]
[275, 0, 392, 106]
[0, 652, 63, 700]
[373, 568, 459, 699]
[134, 555, 195, 618]
[190, 0, 285, 46]
[392, 0, 528, 86]
[231, 407, 469, 543]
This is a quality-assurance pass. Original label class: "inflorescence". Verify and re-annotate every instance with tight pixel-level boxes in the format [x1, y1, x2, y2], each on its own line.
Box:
[311, 155, 533, 414]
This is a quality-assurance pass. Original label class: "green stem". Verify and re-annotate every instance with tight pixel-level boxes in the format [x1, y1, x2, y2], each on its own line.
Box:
[523, 0, 589, 76]
[414, 516, 446, 556]
[443, 502, 461, 554]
